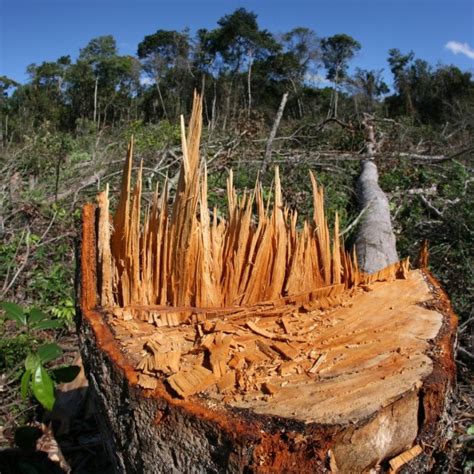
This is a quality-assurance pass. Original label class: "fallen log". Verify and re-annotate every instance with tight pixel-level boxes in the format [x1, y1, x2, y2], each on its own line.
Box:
[77, 95, 457, 473]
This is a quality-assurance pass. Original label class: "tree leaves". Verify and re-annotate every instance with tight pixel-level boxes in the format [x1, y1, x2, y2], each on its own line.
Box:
[38, 343, 62, 364]
[1, 302, 64, 331]
[1, 302, 27, 326]
[32, 319, 63, 330]
[28, 308, 49, 323]
[21, 370, 31, 400]
[31, 365, 55, 411]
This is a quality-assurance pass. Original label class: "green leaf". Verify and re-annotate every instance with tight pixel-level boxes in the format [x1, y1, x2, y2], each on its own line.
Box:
[31, 319, 63, 330]
[24, 353, 41, 372]
[31, 365, 55, 411]
[28, 308, 48, 324]
[467, 425, 474, 436]
[37, 343, 62, 363]
[0, 302, 27, 326]
[20, 370, 31, 399]
[51, 365, 80, 383]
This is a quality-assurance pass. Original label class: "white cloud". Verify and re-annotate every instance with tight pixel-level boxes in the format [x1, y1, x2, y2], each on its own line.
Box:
[445, 41, 474, 60]
[304, 72, 331, 86]
[140, 75, 154, 86]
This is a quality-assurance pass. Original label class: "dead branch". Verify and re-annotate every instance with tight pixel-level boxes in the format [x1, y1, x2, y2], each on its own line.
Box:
[261, 92, 289, 175]
[1, 227, 31, 297]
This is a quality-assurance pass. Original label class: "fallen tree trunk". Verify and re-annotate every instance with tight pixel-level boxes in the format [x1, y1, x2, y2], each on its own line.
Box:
[77, 95, 457, 473]
[355, 160, 399, 274]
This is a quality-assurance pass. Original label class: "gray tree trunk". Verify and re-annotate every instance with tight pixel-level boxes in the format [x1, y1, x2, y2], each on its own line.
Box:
[260, 92, 289, 175]
[93, 76, 98, 125]
[355, 116, 398, 273]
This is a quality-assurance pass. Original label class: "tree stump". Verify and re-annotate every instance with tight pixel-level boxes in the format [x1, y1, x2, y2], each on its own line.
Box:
[77, 96, 457, 473]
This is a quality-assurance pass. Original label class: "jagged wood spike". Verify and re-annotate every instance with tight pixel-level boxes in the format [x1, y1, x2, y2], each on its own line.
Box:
[97, 184, 114, 308]
[100, 93, 399, 314]
[111, 138, 133, 305]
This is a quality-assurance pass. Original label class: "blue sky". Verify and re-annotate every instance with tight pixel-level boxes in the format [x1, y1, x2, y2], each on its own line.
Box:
[1, 0, 473, 86]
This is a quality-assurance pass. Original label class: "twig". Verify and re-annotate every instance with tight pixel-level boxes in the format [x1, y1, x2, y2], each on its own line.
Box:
[339, 202, 372, 237]
[457, 346, 474, 361]
[459, 316, 474, 332]
[37, 211, 57, 245]
[420, 195, 444, 217]
[2, 228, 26, 290]
[1, 227, 31, 297]
[35, 232, 75, 248]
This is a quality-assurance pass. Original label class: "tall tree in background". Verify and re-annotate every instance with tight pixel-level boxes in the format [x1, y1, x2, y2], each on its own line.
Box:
[279, 27, 320, 117]
[206, 8, 279, 124]
[78, 35, 118, 126]
[137, 29, 192, 119]
[321, 34, 361, 118]
[193, 28, 224, 128]
[387, 48, 415, 118]
[349, 68, 389, 114]
[0, 76, 19, 146]
[20, 56, 71, 128]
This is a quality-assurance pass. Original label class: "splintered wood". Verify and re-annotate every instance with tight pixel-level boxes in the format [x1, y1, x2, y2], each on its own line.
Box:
[95, 93, 424, 402]
[97, 94, 368, 312]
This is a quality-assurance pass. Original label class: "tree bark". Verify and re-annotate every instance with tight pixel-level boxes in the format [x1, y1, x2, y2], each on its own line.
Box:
[77, 202, 457, 473]
[355, 115, 398, 273]
[93, 76, 98, 125]
[247, 51, 254, 117]
[354, 160, 398, 273]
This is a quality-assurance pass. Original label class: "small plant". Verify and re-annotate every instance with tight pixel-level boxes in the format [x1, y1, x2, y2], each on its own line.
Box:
[0, 302, 79, 411]
[1, 302, 64, 332]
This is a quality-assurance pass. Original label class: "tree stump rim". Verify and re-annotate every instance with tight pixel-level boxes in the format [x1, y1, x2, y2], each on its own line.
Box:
[79, 202, 457, 438]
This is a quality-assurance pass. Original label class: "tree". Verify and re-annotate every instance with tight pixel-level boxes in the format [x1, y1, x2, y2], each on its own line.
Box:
[206, 8, 279, 123]
[78, 98, 457, 473]
[137, 29, 192, 119]
[78, 36, 118, 125]
[387, 48, 415, 118]
[349, 68, 389, 114]
[321, 34, 361, 118]
[0, 76, 19, 145]
[278, 27, 320, 117]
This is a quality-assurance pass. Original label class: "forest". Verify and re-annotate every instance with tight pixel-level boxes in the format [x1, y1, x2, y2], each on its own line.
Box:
[0, 7, 473, 473]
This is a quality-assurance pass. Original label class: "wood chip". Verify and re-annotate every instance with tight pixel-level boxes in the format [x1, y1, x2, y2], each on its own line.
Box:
[281, 316, 292, 334]
[217, 371, 236, 393]
[271, 341, 300, 360]
[278, 361, 297, 376]
[308, 353, 327, 374]
[261, 382, 279, 395]
[242, 349, 268, 364]
[214, 320, 238, 333]
[246, 321, 307, 343]
[228, 354, 245, 370]
[137, 374, 158, 390]
[256, 340, 279, 359]
[389, 445, 423, 473]
[167, 366, 216, 398]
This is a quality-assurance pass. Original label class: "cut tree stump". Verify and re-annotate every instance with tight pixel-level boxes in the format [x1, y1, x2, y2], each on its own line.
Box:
[77, 95, 457, 473]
